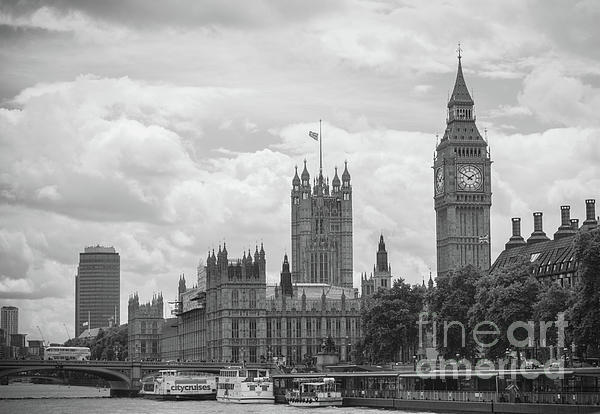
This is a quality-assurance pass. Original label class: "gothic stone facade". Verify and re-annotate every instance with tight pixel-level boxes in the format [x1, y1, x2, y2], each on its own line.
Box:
[434, 56, 492, 277]
[174, 247, 361, 364]
[127, 293, 163, 361]
[291, 162, 353, 288]
[361, 234, 393, 296]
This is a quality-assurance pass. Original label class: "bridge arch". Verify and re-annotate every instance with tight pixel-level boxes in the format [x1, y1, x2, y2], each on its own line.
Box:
[0, 365, 131, 386]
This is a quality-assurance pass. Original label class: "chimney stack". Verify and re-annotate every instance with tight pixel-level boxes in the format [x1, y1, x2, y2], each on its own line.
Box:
[527, 212, 550, 244]
[512, 218, 522, 237]
[505, 217, 526, 250]
[561, 205, 570, 226]
[570, 219, 579, 231]
[582, 199, 598, 231]
[554, 205, 577, 240]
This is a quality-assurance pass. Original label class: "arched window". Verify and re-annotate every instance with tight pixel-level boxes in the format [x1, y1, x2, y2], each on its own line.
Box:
[232, 290, 239, 308]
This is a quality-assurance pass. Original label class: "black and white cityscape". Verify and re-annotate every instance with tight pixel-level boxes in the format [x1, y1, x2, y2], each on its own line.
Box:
[0, 1, 599, 412]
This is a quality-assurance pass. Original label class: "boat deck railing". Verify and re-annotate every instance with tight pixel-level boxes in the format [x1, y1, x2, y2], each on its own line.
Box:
[499, 391, 600, 405]
[343, 389, 600, 405]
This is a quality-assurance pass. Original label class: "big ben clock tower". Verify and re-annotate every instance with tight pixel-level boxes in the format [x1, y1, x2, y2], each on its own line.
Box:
[434, 50, 492, 277]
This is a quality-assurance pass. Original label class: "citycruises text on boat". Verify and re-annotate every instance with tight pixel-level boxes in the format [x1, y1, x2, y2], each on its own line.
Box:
[139, 369, 217, 400]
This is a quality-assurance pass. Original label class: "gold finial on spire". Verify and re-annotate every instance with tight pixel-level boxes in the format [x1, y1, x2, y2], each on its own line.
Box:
[457, 41, 462, 60]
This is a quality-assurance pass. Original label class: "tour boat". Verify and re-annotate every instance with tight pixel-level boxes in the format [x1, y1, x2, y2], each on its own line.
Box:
[216, 366, 274, 404]
[286, 378, 343, 407]
[139, 369, 217, 400]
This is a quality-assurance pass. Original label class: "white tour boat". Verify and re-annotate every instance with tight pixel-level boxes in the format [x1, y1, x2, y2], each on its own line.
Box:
[286, 377, 343, 407]
[216, 366, 274, 404]
[139, 369, 217, 400]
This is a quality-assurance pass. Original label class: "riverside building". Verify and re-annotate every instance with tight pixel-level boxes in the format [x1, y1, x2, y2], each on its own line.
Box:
[130, 160, 363, 364]
[75, 246, 120, 337]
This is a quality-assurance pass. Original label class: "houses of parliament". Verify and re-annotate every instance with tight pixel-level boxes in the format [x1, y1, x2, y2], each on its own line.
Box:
[129, 158, 370, 363]
[127, 53, 597, 363]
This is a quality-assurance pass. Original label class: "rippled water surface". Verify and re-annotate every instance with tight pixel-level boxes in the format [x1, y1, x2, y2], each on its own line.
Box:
[0, 383, 442, 414]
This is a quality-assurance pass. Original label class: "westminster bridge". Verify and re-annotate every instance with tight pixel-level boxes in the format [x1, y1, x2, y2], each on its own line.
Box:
[0, 360, 273, 396]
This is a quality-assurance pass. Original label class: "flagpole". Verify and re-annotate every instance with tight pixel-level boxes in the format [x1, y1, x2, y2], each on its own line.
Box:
[319, 119, 322, 174]
[88, 311, 90, 338]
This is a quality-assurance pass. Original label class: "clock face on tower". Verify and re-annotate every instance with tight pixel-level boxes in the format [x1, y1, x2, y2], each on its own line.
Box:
[457, 164, 483, 191]
[435, 167, 444, 194]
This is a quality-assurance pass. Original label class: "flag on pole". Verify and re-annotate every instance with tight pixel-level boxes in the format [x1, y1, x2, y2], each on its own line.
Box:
[309, 131, 319, 141]
[82, 321, 89, 327]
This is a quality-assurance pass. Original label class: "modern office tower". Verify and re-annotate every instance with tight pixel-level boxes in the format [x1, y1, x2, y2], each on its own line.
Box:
[75, 246, 120, 337]
[1, 306, 18, 346]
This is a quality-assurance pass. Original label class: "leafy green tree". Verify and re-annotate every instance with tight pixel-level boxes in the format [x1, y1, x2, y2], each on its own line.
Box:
[570, 229, 600, 358]
[430, 265, 483, 359]
[360, 278, 425, 363]
[533, 282, 574, 348]
[63, 324, 128, 361]
[469, 257, 540, 360]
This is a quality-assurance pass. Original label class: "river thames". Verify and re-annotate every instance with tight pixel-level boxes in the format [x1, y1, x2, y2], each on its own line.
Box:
[0, 383, 444, 414]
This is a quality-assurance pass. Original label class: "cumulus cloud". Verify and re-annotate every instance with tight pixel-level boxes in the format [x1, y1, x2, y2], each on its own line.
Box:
[1, 1, 599, 344]
[491, 127, 600, 243]
[518, 65, 600, 127]
[2, 73, 599, 344]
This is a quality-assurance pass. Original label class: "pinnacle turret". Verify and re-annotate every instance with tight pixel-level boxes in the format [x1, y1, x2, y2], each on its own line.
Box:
[376, 234, 388, 272]
[292, 165, 300, 187]
[448, 55, 474, 108]
[301, 159, 310, 184]
[280, 253, 292, 297]
[332, 166, 340, 189]
[378, 234, 386, 252]
[342, 160, 351, 182]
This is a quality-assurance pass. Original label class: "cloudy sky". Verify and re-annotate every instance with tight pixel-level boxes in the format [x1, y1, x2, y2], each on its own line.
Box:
[1, 0, 599, 344]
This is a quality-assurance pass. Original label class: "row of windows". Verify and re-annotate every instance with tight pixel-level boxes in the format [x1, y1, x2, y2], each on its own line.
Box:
[140, 321, 159, 334]
[294, 193, 351, 203]
[453, 147, 482, 157]
[455, 194, 486, 202]
[231, 290, 257, 308]
[231, 346, 258, 363]
[450, 127, 476, 133]
[453, 107, 473, 119]
[310, 252, 330, 284]
[138, 340, 158, 355]
[265, 317, 357, 338]
[231, 319, 257, 338]
[534, 261, 576, 275]
[227, 266, 260, 280]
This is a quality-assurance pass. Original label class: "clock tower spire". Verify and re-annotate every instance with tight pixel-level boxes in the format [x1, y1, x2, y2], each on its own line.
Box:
[433, 50, 492, 277]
